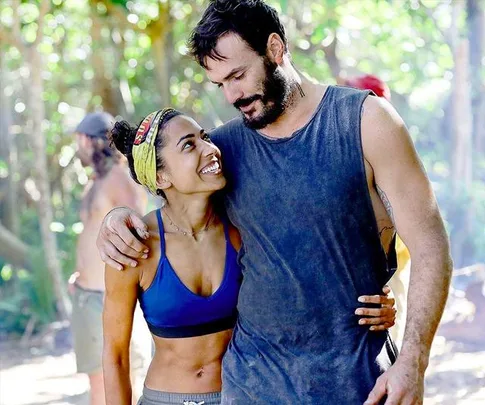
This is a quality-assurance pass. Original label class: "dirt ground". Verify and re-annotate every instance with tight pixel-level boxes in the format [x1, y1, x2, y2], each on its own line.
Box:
[1, 282, 484, 405]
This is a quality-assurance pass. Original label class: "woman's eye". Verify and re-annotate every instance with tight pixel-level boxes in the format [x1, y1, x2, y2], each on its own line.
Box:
[182, 141, 194, 150]
[203, 134, 212, 142]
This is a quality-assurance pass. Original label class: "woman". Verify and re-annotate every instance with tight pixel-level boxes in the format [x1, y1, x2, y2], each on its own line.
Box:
[103, 108, 396, 405]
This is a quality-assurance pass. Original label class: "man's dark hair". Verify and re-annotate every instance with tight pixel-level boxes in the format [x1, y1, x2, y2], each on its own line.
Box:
[188, 0, 287, 69]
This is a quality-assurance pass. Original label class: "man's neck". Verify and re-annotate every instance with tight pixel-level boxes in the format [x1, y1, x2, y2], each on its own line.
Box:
[258, 76, 326, 139]
[91, 158, 124, 180]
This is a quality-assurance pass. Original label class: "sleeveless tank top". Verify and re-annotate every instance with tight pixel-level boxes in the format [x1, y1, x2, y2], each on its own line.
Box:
[211, 86, 398, 403]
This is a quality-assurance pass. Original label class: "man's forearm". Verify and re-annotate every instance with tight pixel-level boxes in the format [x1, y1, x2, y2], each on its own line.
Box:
[399, 242, 452, 370]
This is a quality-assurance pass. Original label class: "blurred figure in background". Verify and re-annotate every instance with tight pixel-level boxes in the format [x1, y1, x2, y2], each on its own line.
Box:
[341, 73, 411, 348]
[342, 74, 392, 101]
[68, 112, 148, 405]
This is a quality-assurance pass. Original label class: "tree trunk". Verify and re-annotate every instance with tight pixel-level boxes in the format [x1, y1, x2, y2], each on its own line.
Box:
[27, 47, 70, 320]
[89, 5, 124, 116]
[467, 0, 485, 155]
[0, 53, 20, 235]
[451, 41, 473, 195]
[450, 40, 474, 267]
[149, 1, 172, 107]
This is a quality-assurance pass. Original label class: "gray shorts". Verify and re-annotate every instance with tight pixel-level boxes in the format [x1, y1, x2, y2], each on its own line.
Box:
[71, 283, 104, 374]
[71, 283, 151, 380]
[137, 386, 221, 405]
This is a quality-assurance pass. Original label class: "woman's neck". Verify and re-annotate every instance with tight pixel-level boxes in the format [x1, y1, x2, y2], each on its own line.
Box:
[163, 194, 216, 237]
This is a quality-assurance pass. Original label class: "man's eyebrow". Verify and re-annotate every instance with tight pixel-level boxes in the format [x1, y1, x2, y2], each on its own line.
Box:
[211, 67, 245, 85]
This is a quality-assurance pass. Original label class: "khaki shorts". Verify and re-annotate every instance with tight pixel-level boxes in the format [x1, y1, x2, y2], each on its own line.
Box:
[71, 283, 151, 387]
[71, 283, 104, 374]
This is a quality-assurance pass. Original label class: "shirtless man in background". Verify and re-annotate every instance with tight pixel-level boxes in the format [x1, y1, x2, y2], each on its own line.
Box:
[69, 112, 147, 405]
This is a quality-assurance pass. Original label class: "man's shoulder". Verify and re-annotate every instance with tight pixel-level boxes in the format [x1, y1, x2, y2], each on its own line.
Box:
[209, 116, 246, 145]
[328, 85, 373, 106]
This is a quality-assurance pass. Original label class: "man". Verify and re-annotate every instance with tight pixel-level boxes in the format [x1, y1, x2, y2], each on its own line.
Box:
[69, 112, 147, 405]
[96, 1, 452, 403]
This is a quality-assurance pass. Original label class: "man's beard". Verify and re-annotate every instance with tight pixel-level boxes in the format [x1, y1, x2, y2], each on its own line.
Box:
[76, 150, 91, 167]
[234, 59, 293, 130]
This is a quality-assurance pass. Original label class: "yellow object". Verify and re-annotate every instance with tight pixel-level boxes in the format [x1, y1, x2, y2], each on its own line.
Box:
[396, 235, 410, 271]
[132, 109, 167, 194]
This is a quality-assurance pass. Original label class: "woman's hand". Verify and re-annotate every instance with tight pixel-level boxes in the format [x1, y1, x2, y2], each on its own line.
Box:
[96, 207, 150, 270]
[356, 285, 396, 331]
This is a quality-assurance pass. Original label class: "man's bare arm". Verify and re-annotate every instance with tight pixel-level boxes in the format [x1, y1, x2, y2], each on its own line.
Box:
[362, 96, 452, 404]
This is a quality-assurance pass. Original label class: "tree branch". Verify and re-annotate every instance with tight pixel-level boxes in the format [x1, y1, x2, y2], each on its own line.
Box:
[0, 222, 32, 269]
[33, 0, 50, 46]
[322, 34, 342, 79]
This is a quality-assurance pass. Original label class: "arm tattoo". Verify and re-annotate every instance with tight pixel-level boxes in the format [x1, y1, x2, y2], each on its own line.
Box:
[376, 184, 394, 224]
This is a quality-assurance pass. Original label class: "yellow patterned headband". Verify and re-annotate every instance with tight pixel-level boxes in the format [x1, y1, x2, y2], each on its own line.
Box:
[132, 108, 172, 194]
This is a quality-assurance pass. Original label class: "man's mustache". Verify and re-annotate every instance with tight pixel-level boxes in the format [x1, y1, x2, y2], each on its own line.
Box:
[233, 95, 262, 110]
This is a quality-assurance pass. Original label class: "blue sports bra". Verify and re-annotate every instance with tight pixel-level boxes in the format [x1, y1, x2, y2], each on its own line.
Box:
[138, 209, 241, 338]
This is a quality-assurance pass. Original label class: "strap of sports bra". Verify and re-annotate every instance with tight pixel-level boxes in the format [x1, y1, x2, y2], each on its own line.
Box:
[155, 208, 166, 258]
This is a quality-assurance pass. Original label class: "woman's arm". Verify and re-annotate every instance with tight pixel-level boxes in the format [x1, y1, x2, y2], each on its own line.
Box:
[103, 263, 140, 405]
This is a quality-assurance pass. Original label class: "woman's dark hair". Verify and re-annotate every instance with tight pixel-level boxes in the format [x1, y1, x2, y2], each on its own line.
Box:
[188, 0, 287, 69]
[109, 109, 183, 196]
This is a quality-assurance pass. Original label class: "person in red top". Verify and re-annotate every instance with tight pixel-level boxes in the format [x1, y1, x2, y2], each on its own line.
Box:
[343, 74, 392, 101]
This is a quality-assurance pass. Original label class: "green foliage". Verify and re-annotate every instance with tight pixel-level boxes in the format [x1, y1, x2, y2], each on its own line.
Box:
[0, 251, 55, 335]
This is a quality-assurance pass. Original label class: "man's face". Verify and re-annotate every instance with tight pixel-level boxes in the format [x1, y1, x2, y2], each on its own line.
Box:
[205, 33, 291, 129]
[75, 133, 93, 167]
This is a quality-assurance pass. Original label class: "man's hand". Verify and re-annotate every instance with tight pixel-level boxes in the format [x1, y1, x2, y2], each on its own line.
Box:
[364, 358, 424, 405]
[96, 207, 150, 270]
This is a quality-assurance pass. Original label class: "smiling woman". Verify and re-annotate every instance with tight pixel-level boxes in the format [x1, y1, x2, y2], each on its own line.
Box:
[103, 108, 238, 405]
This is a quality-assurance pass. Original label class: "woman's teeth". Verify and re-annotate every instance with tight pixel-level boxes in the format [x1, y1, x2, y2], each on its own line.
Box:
[201, 161, 220, 174]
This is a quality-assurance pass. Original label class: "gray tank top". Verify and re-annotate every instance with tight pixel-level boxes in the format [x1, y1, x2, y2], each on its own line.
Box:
[211, 85, 397, 404]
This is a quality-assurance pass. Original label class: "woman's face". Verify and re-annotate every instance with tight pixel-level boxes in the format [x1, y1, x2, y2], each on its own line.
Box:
[157, 115, 227, 196]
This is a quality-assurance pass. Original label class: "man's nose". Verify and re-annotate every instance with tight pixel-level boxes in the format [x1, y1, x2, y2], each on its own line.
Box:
[222, 82, 243, 105]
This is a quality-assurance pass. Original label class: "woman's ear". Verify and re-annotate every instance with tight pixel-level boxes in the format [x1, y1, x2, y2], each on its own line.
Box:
[156, 172, 171, 191]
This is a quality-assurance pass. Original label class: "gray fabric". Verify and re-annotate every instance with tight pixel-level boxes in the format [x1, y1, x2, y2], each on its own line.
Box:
[137, 386, 221, 405]
[75, 112, 114, 138]
[71, 283, 104, 374]
[211, 85, 397, 404]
